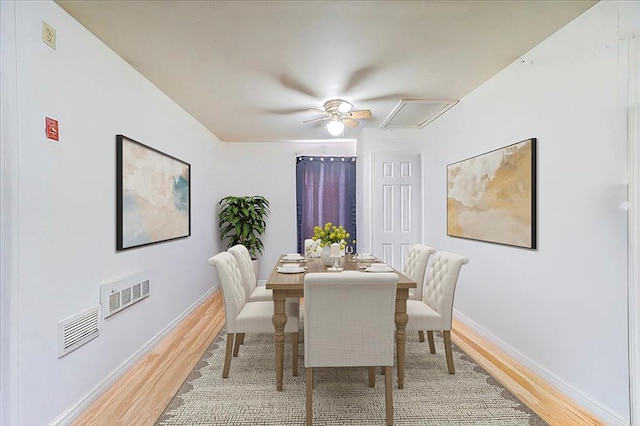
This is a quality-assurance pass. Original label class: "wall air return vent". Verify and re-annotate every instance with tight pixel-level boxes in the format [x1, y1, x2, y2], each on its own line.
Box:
[57, 306, 101, 358]
[380, 99, 458, 129]
[100, 270, 150, 318]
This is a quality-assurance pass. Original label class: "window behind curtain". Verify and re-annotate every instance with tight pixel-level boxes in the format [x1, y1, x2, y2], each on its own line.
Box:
[296, 156, 357, 254]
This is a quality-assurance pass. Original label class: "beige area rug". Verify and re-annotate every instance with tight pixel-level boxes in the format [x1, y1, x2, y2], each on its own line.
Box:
[157, 329, 548, 425]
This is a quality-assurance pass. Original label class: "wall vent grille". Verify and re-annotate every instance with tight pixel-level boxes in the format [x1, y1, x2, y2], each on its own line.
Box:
[100, 271, 150, 318]
[57, 306, 101, 358]
[380, 99, 458, 129]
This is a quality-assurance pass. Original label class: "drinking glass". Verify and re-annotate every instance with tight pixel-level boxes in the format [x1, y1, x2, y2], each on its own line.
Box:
[345, 245, 354, 260]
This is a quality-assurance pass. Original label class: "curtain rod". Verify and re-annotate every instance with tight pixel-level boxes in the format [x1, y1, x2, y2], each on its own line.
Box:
[295, 155, 357, 159]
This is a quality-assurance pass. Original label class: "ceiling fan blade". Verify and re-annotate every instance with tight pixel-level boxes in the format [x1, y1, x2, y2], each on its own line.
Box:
[265, 107, 313, 115]
[342, 66, 377, 92]
[350, 109, 372, 119]
[303, 116, 330, 124]
[278, 75, 318, 99]
[344, 118, 360, 128]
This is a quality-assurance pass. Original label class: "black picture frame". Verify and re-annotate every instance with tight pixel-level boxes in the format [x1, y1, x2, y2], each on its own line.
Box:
[446, 138, 537, 249]
[116, 135, 191, 251]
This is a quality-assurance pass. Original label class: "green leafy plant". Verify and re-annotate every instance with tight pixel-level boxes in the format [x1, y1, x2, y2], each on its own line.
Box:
[218, 196, 270, 259]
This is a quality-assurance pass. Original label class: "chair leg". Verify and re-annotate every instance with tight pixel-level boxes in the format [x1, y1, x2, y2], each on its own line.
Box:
[443, 330, 455, 374]
[233, 333, 243, 357]
[222, 333, 234, 378]
[368, 367, 376, 387]
[238, 334, 245, 345]
[306, 367, 313, 426]
[292, 332, 299, 376]
[384, 365, 393, 425]
[418, 330, 425, 342]
[427, 331, 436, 354]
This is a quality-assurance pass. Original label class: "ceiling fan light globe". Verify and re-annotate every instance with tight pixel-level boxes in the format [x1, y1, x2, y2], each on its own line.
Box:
[327, 120, 344, 136]
[337, 100, 353, 113]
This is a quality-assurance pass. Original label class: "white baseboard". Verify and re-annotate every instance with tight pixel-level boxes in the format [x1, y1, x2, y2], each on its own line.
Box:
[50, 286, 217, 426]
[257, 279, 266, 286]
[453, 310, 627, 426]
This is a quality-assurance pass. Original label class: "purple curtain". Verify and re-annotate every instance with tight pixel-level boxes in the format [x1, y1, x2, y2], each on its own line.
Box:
[296, 156, 357, 254]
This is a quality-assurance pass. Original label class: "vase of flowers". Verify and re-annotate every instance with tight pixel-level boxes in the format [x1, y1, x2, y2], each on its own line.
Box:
[312, 222, 350, 266]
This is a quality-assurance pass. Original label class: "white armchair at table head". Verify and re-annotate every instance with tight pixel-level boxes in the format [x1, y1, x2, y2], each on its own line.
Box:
[304, 238, 320, 258]
[304, 270, 398, 425]
[406, 251, 468, 374]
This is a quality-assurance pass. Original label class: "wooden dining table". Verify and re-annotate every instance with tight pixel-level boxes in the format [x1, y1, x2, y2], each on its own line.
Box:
[265, 254, 416, 391]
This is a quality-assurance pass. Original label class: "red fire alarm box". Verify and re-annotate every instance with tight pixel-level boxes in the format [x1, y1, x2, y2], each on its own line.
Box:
[45, 117, 59, 141]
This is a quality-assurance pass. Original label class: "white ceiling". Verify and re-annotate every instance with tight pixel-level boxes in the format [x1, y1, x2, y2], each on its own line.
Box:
[56, 0, 596, 142]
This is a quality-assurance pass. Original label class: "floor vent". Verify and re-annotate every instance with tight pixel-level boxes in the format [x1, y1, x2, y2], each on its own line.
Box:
[57, 306, 101, 358]
[100, 271, 150, 318]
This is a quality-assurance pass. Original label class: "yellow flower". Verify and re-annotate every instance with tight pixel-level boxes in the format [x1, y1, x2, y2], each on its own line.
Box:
[312, 222, 351, 247]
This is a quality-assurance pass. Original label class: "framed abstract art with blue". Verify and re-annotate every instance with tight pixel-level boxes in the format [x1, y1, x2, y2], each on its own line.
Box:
[116, 135, 190, 251]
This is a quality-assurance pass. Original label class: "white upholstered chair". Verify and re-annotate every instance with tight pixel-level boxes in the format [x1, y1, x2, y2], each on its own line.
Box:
[227, 244, 272, 302]
[208, 252, 299, 378]
[228, 244, 300, 347]
[304, 238, 320, 258]
[404, 244, 436, 301]
[406, 251, 468, 374]
[304, 271, 398, 426]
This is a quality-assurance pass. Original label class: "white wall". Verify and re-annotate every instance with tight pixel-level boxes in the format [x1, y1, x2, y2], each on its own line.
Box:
[359, 2, 637, 424]
[4, 0, 636, 424]
[2, 1, 225, 424]
[1, 1, 21, 424]
[217, 141, 354, 279]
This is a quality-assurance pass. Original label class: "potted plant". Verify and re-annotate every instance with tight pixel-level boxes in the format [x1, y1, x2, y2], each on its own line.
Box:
[218, 196, 270, 260]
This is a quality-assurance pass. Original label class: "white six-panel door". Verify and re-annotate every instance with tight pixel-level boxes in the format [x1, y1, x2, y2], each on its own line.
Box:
[371, 153, 422, 270]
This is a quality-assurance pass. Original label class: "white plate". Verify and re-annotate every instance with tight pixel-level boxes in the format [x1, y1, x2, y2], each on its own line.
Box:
[356, 254, 377, 261]
[283, 254, 304, 261]
[277, 267, 306, 274]
[281, 258, 307, 263]
[365, 266, 394, 273]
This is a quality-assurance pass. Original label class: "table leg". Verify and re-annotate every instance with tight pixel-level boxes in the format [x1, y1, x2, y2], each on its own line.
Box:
[395, 288, 409, 389]
[272, 290, 287, 391]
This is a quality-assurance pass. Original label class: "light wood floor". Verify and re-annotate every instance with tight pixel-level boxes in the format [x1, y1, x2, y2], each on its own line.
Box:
[75, 290, 603, 425]
[72, 292, 225, 426]
[450, 319, 604, 425]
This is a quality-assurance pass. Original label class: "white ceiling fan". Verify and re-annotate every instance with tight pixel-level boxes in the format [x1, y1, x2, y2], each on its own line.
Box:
[303, 99, 372, 136]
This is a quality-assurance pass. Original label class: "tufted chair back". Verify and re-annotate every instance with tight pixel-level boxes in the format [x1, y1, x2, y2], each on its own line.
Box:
[304, 270, 397, 425]
[227, 244, 256, 302]
[207, 252, 246, 333]
[304, 271, 398, 368]
[403, 244, 436, 301]
[422, 251, 469, 330]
